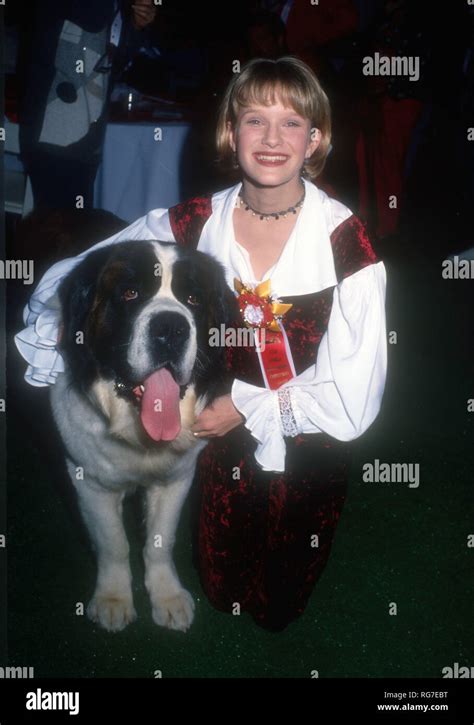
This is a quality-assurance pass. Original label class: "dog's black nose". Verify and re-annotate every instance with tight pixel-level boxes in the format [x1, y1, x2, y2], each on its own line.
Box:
[149, 312, 190, 348]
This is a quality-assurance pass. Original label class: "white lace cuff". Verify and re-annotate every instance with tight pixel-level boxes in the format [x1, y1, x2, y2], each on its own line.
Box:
[231, 379, 286, 472]
[277, 387, 299, 437]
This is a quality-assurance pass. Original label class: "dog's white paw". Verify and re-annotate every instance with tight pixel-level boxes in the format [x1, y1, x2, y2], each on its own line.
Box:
[87, 593, 137, 632]
[151, 589, 195, 632]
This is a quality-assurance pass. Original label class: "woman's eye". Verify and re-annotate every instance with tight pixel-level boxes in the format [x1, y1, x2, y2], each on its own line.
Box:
[286, 121, 301, 127]
[246, 118, 261, 125]
[187, 294, 200, 306]
[121, 288, 139, 302]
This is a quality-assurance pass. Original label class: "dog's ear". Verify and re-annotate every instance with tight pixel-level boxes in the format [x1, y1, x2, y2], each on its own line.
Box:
[57, 246, 114, 389]
[206, 258, 241, 332]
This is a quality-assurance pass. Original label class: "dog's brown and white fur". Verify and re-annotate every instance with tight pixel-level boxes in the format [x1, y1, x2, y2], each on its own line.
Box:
[51, 240, 237, 632]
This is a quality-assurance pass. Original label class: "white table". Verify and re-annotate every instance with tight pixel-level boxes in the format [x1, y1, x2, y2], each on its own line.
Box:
[4, 118, 33, 216]
[94, 121, 192, 222]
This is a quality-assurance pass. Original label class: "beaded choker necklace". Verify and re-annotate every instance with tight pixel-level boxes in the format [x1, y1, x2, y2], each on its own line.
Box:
[237, 185, 305, 221]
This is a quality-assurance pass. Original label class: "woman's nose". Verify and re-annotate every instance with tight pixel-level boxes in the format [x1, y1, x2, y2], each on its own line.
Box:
[261, 123, 282, 146]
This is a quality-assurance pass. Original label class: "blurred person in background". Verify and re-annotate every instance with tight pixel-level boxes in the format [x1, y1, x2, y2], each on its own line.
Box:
[17, 0, 157, 211]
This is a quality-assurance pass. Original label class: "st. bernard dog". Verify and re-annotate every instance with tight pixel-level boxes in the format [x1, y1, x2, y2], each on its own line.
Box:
[51, 240, 238, 632]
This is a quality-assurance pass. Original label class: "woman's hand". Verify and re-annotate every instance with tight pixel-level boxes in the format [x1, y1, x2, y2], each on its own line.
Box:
[131, 1, 157, 30]
[191, 394, 244, 438]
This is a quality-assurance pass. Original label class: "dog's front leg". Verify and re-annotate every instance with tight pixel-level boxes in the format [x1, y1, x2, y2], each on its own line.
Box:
[68, 461, 136, 632]
[144, 476, 195, 632]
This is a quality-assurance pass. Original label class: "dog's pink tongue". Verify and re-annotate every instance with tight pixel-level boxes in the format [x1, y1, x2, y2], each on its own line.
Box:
[140, 369, 181, 441]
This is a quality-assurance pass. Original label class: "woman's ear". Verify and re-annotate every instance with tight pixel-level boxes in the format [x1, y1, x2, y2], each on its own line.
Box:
[306, 127, 322, 158]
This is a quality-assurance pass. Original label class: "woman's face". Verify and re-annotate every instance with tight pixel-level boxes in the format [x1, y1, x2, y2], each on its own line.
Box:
[229, 97, 321, 188]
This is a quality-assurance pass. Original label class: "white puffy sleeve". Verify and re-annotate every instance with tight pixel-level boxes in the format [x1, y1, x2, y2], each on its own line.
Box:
[231, 261, 387, 472]
[15, 208, 174, 386]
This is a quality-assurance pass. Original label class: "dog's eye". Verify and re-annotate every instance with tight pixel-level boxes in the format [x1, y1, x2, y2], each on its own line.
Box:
[122, 288, 139, 302]
[187, 294, 200, 306]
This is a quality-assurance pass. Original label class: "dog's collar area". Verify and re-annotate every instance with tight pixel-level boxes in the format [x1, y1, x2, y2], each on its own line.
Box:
[114, 377, 188, 405]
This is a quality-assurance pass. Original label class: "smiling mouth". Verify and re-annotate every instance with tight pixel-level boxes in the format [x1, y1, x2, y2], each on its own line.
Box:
[253, 154, 289, 164]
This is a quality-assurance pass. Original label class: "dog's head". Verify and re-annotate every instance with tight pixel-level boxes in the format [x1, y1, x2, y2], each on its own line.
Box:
[57, 240, 239, 440]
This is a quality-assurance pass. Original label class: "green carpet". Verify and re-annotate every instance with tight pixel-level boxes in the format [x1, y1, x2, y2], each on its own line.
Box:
[6, 250, 474, 678]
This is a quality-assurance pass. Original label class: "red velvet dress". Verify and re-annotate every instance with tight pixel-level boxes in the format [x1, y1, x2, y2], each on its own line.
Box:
[169, 196, 378, 631]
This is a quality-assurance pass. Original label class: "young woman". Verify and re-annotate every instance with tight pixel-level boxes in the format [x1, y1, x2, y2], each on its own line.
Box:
[16, 57, 387, 632]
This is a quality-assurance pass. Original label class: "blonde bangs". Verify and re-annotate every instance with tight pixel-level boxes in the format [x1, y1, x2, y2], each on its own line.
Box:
[230, 78, 311, 124]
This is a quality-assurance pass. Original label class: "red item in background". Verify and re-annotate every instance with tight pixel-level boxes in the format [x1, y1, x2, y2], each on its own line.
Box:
[5, 74, 19, 123]
[285, 0, 358, 72]
[356, 95, 423, 238]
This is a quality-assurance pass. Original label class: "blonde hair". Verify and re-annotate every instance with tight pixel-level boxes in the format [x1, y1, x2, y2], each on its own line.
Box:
[216, 56, 332, 181]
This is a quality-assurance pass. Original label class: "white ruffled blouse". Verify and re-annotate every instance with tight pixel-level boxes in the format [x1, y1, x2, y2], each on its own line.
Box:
[15, 179, 387, 472]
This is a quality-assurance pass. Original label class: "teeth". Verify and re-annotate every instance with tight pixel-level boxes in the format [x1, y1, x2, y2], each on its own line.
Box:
[256, 155, 287, 161]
